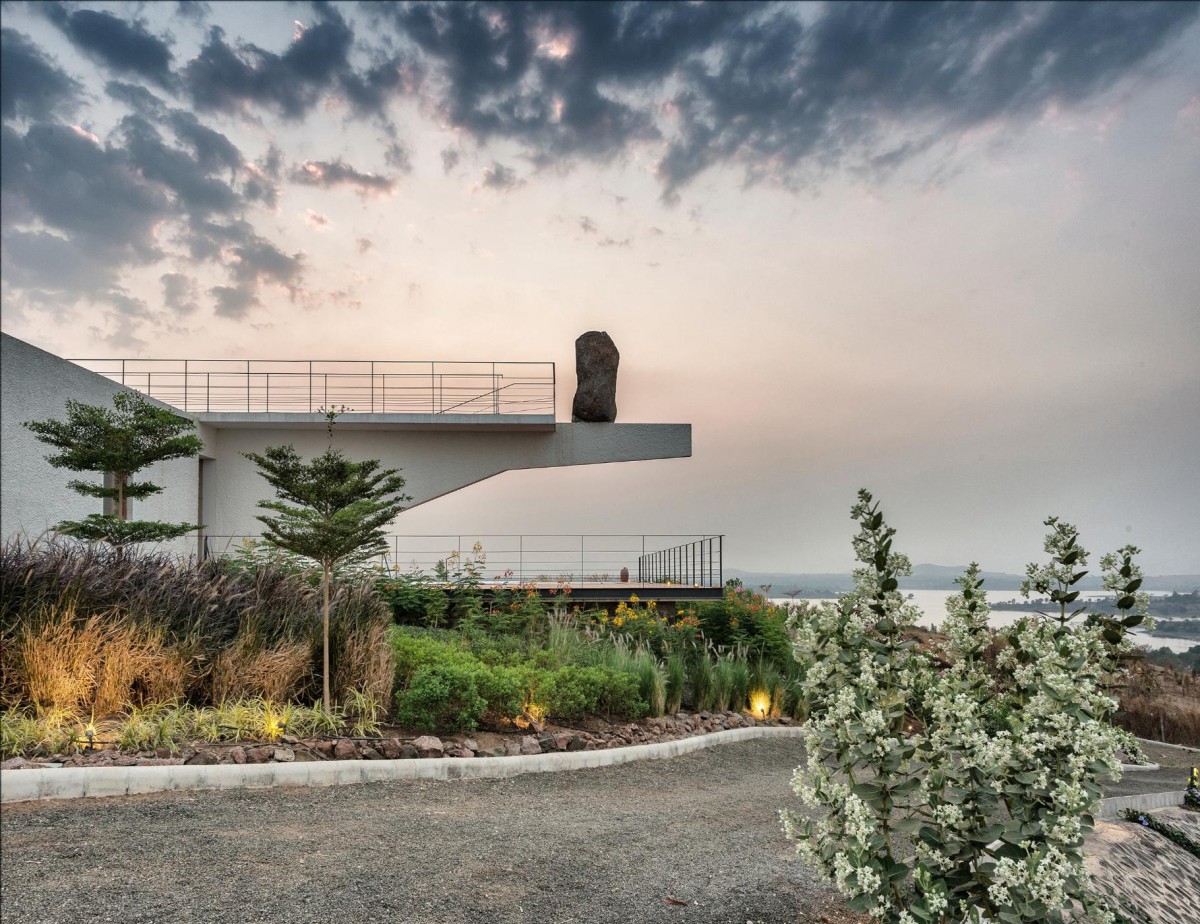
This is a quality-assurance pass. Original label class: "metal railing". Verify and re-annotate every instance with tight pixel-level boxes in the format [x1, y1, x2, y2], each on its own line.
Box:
[68, 358, 556, 416]
[204, 534, 723, 587]
[638, 536, 723, 587]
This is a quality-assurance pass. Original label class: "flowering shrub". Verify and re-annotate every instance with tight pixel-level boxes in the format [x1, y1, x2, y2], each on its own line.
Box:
[686, 580, 793, 664]
[1121, 809, 1200, 858]
[782, 491, 1145, 923]
[584, 595, 701, 655]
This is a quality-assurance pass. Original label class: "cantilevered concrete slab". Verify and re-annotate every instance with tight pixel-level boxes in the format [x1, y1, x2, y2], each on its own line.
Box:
[198, 420, 690, 535]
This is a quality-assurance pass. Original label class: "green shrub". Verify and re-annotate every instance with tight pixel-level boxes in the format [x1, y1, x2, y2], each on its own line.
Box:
[633, 649, 666, 717]
[538, 665, 646, 722]
[475, 663, 530, 724]
[712, 656, 734, 711]
[395, 662, 487, 732]
[688, 652, 715, 712]
[664, 652, 686, 715]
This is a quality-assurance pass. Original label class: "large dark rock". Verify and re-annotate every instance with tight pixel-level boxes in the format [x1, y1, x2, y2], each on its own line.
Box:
[571, 331, 619, 422]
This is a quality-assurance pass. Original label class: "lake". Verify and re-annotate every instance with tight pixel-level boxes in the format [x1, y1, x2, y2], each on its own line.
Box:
[770, 589, 1197, 654]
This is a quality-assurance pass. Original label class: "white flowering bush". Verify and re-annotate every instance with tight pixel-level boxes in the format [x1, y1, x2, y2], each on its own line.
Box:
[782, 491, 1149, 924]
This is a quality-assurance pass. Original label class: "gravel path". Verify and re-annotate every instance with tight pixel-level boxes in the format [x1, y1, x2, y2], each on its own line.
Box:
[0, 738, 861, 924]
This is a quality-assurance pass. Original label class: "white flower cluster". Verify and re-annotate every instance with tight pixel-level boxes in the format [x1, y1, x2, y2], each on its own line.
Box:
[783, 499, 1136, 924]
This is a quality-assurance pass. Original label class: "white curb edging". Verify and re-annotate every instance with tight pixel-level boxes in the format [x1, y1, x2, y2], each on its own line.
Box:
[1098, 791, 1187, 819]
[0, 725, 808, 804]
[1136, 736, 1200, 753]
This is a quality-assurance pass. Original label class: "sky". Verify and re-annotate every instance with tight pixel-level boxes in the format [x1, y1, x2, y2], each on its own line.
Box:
[2, 1, 1199, 577]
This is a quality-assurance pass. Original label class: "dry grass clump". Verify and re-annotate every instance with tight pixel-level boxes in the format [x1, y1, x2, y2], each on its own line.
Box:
[331, 618, 394, 706]
[1, 537, 395, 717]
[7, 609, 189, 714]
[1115, 694, 1200, 747]
[210, 634, 313, 702]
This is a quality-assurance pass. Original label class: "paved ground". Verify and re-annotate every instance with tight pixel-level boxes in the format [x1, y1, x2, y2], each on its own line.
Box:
[1104, 740, 1198, 798]
[2, 737, 1192, 924]
[0, 738, 862, 924]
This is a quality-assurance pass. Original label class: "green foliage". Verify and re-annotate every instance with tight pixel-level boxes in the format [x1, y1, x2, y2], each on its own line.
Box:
[664, 651, 686, 715]
[783, 492, 1137, 924]
[1121, 809, 1200, 858]
[244, 429, 410, 711]
[387, 626, 649, 727]
[342, 687, 385, 737]
[395, 662, 488, 732]
[53, 515, 201, 547]
[686, 580, 793, 664]
[244, 443, 410, 571]
[687, 650, 716, 712]
[0, 708, 79, 758]
[633, 648, 666, 717]
[22, 390, 203, 550]
[539, 665, 646, 721]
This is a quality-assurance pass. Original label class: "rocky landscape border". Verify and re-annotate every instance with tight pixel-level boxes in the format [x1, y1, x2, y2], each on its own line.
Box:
[0, 711, 804, 803]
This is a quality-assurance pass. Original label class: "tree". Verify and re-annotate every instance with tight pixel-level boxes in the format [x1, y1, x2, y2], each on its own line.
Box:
[243, 440, 410, 711]
[23, 391, 204, 554]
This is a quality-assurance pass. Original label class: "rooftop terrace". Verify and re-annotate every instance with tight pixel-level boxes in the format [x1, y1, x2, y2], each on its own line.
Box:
[70, 357, 557, 428]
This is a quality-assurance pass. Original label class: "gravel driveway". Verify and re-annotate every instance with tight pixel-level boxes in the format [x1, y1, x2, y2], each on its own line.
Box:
[0, 738, 861, 924]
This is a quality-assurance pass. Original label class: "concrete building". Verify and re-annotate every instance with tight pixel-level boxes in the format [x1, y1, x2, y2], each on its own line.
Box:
[1, 333, 699, 585]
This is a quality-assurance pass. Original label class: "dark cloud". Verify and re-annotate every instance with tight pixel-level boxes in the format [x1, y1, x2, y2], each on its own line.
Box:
[182, 5, 411, 122]
[384, 141, 412, 172]
[175, 1, 211, 24]
[41, 4, 176, 89]
[367, 1, 1199, 200]
[480, 161, 523, 191]
[356, 237, 373, 253]
[229, 235, 303, 289]
[338, 53, 417, 121]
[598, 236, 631, 248]
[1, 229, 123, 296]
[104, 80, 167, 116]
[166, 110, 243, 174]
[161, 272, 199, 314]
[117, 115, 239, 216]
[1, 122, 168, 266]
[440, 147, 461, 173]
[209, 284, 257, 319]
[290, 158, 396, 194]
[377, 2, 739, 165]
[0, 28, 83, 123]
[579, 216, 597, 234]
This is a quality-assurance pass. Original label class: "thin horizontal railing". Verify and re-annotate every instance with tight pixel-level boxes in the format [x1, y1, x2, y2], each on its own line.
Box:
[638, 536, 723, 588]
[68, 358, 556, 416]
[203, 534, 724, 587]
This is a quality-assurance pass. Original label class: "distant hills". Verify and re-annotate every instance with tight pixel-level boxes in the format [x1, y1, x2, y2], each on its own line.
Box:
[726, 564, 1200, 596]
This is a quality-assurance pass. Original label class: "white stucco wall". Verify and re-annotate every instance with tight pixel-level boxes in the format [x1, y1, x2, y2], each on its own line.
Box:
[1, 333, 203, 554]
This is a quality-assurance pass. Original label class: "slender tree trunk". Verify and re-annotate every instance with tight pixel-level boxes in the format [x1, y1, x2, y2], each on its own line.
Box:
[323, 562, 332, 713]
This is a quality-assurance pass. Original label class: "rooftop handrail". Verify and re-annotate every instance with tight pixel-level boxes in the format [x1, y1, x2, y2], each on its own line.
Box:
[67, 358, 556, 416]
[202, 533, 723, 587]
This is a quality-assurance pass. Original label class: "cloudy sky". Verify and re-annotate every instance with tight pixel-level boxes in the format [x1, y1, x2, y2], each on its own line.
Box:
[3, 1, 1199, 576]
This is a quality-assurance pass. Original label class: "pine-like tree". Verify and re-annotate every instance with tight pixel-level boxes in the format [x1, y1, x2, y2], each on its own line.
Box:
[243, 438, 410, 711]
[23, 391, 204, 554]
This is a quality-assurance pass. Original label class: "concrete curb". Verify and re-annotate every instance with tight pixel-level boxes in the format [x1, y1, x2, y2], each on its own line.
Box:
[1136, 737, 1200, 753]
[1098, 791, 1187, 819]
[0, 725, 807, 804]
[1120, 762, 1161, 772]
